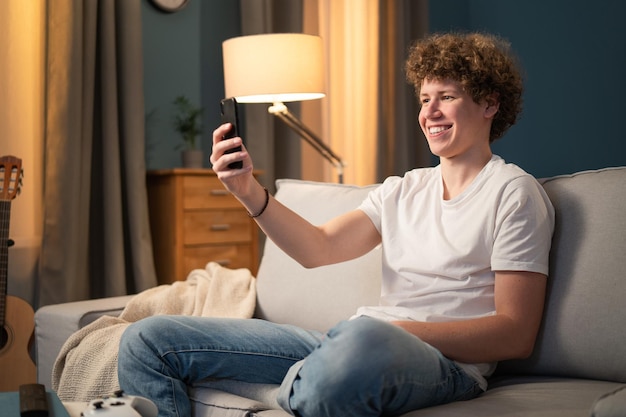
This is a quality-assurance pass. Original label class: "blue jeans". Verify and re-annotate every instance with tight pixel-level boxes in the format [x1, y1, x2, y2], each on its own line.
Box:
[118, 316, 482, 417]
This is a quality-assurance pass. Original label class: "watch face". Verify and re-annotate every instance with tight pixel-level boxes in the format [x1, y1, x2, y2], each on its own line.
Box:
[151, 0, 189, 13]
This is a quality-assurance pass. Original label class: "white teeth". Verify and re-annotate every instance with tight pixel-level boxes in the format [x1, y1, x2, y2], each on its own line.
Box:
[429, 126, 449, 134]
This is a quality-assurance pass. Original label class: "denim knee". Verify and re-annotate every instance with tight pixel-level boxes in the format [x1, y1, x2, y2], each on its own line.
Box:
[119, 316, 164, 355]
[287, 317, 420, 417]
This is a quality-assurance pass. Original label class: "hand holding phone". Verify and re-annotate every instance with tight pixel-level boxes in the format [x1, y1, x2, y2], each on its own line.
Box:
[220, 97, 243, 169]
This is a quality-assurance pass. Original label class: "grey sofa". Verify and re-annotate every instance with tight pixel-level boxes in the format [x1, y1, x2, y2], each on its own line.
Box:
[35, 167, 626, 417]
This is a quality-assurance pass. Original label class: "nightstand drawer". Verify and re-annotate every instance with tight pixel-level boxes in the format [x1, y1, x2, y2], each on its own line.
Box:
[183, 176, 240, 209]
[183, 244, 253, 273]
[183, 210, 252, 244]
[148, 169, 260, 284]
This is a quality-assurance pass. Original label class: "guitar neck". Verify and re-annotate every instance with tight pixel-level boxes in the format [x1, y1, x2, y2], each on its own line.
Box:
[0, 199, 10, 328]
[0, 155, 23, 330]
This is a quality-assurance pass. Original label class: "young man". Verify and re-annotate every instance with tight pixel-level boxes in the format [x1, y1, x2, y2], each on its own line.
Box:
[118, 32, 554, 417]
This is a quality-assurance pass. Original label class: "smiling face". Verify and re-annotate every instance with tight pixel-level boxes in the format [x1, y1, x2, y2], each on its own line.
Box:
[419, 78, 498, 162]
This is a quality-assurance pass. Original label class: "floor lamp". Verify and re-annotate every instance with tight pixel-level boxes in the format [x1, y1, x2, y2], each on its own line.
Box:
[222, 33, 345, 183]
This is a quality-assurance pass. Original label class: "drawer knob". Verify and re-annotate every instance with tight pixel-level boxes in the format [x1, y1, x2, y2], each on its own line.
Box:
[210, 189, 230, 196]
[211, 224, 231, 231]
[214, 259, 232, 267]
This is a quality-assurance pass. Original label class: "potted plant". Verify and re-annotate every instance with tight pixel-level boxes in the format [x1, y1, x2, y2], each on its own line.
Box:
[173, 95, 204, 168]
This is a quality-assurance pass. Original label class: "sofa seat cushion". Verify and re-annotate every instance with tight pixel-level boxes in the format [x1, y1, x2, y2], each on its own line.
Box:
[188, 377, 625, 417]
[193, 379, 280, 409]
[402, 377, 624, 417]
[190, 387, 274, 417]
[591, 386, 626, 417]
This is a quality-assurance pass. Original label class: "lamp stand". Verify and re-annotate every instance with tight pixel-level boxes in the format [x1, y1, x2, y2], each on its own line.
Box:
[268, 102, 345, 184]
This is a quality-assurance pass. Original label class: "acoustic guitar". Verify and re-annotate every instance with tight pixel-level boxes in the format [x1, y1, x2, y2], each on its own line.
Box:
[0, 155, 36, 391]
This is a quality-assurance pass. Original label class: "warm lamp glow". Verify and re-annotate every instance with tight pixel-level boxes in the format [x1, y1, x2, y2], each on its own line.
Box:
[222, 33, 345, 183]
[222, 33, 325, 103]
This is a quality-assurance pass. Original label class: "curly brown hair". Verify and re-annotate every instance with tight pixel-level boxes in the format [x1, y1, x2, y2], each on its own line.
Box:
[405, 32, 523, 142]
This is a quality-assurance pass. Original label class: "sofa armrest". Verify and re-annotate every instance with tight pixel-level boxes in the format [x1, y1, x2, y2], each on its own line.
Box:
[34, 295, 134, 389]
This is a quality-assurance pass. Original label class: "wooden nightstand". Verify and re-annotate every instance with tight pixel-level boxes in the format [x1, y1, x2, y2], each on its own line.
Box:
[146, 169, 260, 284]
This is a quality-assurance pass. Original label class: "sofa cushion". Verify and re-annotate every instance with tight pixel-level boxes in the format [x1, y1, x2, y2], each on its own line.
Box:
[190, 387, 271, 417]
[498, 167, 626, 383]
[403, 377, 625, 417]
[254, 179, 382, 332]
[591, 385, 626, 417]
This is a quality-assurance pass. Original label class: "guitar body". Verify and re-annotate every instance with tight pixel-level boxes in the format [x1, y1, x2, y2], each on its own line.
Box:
[0, 295, 36, 391]
[0, 155, 37, 391]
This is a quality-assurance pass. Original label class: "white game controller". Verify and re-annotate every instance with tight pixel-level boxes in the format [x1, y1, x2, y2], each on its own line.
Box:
[81, 390, 158, 417]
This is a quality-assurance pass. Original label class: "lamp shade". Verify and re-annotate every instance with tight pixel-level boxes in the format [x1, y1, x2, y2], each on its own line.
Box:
[222, 33, 325, 103]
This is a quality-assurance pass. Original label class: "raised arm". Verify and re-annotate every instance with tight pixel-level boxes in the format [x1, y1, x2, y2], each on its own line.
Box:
[210, 124, 381, 268]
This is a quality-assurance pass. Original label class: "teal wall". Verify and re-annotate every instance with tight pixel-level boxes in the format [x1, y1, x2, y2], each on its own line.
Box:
[430, 0, 626, 178]
[142, 0, 626, 178]
[142, 0, 240, 169]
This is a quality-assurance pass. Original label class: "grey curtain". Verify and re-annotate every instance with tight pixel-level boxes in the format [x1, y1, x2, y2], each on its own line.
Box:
[376, 0, 432, 180]
[38, 0, 157, 306]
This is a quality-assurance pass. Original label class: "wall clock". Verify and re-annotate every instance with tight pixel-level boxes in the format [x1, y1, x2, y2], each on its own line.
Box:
[150, 0, 189, 13]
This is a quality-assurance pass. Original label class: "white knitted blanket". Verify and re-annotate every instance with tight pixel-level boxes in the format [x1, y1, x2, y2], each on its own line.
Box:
[52, 262, 257, 402]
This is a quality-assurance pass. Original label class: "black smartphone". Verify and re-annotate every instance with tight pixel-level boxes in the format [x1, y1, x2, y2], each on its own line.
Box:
[220, 97, 243, 169]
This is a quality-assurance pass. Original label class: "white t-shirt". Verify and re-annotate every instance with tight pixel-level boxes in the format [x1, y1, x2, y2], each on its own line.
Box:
[356, 155, 555, 387]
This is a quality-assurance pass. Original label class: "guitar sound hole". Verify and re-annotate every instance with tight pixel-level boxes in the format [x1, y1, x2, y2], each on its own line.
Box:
[0, 326, 8, 351]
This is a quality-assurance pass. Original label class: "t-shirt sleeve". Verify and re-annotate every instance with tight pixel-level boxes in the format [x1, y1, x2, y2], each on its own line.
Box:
[357, 176, 402, 234]
[491, 176, 555, 275]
